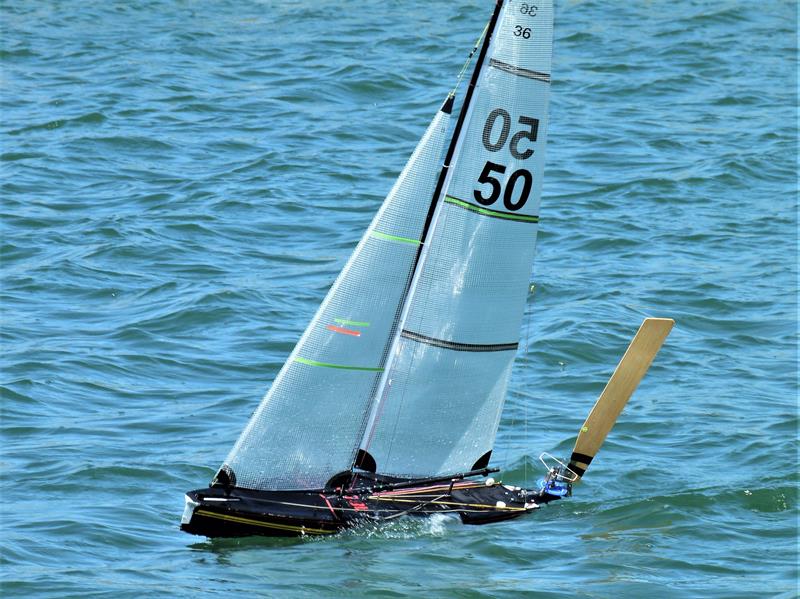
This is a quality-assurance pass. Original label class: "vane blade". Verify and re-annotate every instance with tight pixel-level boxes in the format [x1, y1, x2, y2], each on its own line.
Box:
[568, 317, 674, 479]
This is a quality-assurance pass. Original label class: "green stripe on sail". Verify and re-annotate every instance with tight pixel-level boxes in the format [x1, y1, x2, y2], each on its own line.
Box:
[444, 196, 540, 223]
[295, 357, 383, 372]
[334, 318, 370, 327]
[370, 230, 422, 245]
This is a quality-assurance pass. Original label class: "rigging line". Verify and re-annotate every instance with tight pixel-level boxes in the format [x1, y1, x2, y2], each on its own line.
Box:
[450, 20, 491, 97]
[375, 506, 523, 515]
[417, 0, 503, 252]
[368, 497, 528, 511]
[193, 510, 336, 534]
[207, 495, 427, 515]
[375, 493, 448, 521]
[524, 285, 534, 486]
[198, 489, 495, 518]
[371, 482, 482, 497]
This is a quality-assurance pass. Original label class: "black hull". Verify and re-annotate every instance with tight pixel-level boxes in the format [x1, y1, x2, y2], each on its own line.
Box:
[181, 480, 562, 538]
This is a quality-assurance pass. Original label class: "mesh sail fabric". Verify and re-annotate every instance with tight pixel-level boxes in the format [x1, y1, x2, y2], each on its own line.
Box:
[224, 108, 451, 491]
[367, 0, 553, 478]
[369, 345, 515, 476]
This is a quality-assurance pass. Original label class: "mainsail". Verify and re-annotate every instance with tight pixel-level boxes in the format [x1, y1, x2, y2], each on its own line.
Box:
[365, 0, 553, 477]
[221, 0, 553, 491]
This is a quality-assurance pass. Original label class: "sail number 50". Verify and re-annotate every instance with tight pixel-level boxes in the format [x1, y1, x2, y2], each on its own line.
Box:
[474, 108, 539, 211]
[474, 162, 531, 211]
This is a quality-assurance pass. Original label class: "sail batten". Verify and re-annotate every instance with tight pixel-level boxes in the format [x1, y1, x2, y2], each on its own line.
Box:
[294, 357, 384, 372]
[370, 231, 422, 245]
[400, 330, 518, 353]
[489, 58, 551, 83]
[444, 195, 541, 222]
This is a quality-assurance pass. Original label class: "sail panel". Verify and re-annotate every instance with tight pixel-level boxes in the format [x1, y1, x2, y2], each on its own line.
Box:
[370, 341, 514, 478]
[229, 363, 382, 490]
[491, 0, 553, 78]
[398, 205, 539, 345]
[367, 0, 553, 477]
[225, 108, 451, 490]
[291, 234, 420, 367]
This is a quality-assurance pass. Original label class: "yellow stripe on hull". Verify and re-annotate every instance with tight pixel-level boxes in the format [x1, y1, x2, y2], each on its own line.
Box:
[194, 509, 338, 535]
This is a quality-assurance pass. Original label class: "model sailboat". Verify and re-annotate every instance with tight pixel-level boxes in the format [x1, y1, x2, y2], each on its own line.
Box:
[181, 0, 673, 538]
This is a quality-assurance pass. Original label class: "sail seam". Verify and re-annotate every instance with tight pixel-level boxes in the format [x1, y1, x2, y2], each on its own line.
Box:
[489, 58, 551, 83]
[295, 357, 383, 372]
[334, 318, 370, 327]
[444, 195, 540, 223]
[401, 329, 518, 352]
[370, 231, 421, 245]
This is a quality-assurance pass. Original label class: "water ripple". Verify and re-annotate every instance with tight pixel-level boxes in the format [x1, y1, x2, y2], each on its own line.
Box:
[1, 0, 796, 597]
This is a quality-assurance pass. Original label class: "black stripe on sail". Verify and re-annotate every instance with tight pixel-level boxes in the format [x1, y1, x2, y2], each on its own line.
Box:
[489, 58, 551, 83]
[401, 329, 518, 353]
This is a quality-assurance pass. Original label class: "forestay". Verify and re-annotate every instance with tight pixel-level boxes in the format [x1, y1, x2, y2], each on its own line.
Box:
[365, 0, 553, 477]
[223, 106, 452, 490]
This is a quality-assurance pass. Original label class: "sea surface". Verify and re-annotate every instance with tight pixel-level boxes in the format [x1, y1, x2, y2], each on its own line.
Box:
[1, 1, 797, 597]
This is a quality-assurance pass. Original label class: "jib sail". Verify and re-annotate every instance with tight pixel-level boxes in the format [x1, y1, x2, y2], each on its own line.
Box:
[223, 106, 452, 491]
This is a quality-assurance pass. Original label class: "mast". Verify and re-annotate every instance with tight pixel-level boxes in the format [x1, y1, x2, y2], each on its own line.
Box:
[356, 0, 506, 461]
[416, 0, 504, 264]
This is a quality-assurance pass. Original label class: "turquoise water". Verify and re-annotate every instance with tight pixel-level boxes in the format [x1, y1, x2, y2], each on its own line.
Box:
[1, 0, 797, 597]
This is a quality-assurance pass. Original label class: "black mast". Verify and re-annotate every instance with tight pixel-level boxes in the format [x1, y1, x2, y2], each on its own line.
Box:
[416, 0, 505, 258]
